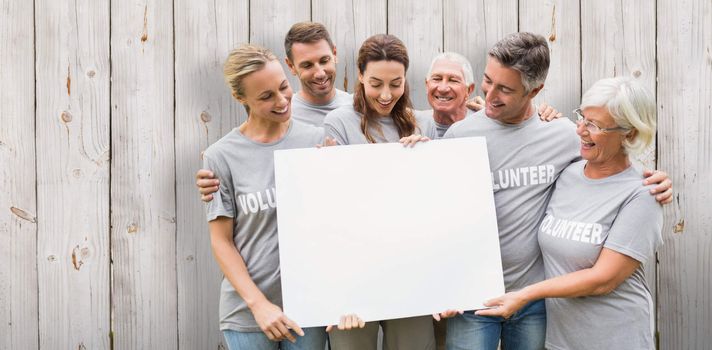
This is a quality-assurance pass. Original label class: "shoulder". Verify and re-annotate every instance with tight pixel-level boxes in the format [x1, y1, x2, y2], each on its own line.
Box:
[334, 89, 353, 105]
[537, 117, 578, 139]
[443, 110, 483, 137]
[413, 109, 435, 127]
[290, 119, 324, 139]
[203, 129, 240, 161]
[557, 159, 586, 181]
[612, 167, 664, 232]
[619, 167, 661, 207]
[413, 110, 437, 137]
[290, 92, 308, 112]
[324, 105, 360, 124]
[527, 117, 579, 151]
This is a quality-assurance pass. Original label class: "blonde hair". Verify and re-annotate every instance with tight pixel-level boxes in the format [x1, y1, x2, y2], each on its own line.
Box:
[580, 77, 656, 155]
[223, 44, 278, 113]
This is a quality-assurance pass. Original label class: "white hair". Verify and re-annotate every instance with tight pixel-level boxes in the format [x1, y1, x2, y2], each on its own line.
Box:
[580, 77, 656, 155]
[427, 52, 474, 86]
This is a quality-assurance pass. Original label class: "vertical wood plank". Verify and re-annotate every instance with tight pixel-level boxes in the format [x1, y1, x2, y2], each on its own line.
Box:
[111, 0, 177, 348]
[519, 0, 581, 117]
[580, 0, 659, 318]
[443, 0, 518, 97]
[34, 0, 111, 348]
[388, 0, 443, 110]
[174, 0, 248, 348]
[312, 0, 387, 93]
[656, 0, 712, 347]
[580, 1, 656, 95]
[250, 0, 311, 94]
[0, 0, 38, 349]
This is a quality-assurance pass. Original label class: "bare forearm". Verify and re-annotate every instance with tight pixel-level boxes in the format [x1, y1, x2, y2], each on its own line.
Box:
[519, 268, 613, 303]
[520, 249, 640, 303]
[210, 225, 267, 308]
[479, 249, 641, 318]
[212, 242, 267, 307]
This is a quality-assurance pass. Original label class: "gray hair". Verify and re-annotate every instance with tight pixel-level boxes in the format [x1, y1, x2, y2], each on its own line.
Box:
[580, 77, 656, 155]
[427, 52, 475, 86]
[488, 32, 550, 92]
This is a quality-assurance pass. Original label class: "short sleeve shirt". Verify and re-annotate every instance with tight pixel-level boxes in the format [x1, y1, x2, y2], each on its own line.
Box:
[203, 120, 324, 332]
[539, 160, 663, 349]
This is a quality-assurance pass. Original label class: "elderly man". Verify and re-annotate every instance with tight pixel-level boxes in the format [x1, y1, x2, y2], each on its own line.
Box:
[419, 51, 561, 138]
[438, 32, 672, 350]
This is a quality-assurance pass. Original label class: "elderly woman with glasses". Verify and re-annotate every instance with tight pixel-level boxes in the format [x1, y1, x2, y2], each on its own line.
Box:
[477, 77, 663, 350]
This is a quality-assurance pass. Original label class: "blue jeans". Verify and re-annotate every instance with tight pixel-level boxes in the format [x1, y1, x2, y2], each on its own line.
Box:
[223, 327, 327, 350]
[446, 299, 546, 350]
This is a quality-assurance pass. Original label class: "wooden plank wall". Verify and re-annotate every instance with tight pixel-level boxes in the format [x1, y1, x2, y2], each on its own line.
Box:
[35, 0, 111, 349]
[656, 0, 712, 348]
[174, 0, 247, 349]
[110, 1, 177, 348]
[0, 1, 710, 349]
[520, 0, 581, 117]
[0, 1, 38, 349]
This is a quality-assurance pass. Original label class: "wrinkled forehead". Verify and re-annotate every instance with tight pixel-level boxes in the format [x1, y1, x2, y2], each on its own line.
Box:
[429, 58, 465, 79]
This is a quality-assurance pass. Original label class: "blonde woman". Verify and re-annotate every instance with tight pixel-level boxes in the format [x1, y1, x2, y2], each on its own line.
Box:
[203, 44, 326, 350]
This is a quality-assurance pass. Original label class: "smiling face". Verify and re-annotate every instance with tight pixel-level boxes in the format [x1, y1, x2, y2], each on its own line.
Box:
[481, 57, 541, 124]
[236, 60, 293, 123]
[286, 39, 337, 103]
[359, 60, 406, 117]
[426, 58, 474, 115]
[576, 106, 631, 166]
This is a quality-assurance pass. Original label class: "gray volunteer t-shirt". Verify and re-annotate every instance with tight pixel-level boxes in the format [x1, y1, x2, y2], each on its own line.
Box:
[203, 120, 324, 332]
[414, 109, 476, 138]
[324, 105, 438, 145]
[443, 108, 580, 291]
[539, 160, 663, 350]
[292, 88, 352, 127]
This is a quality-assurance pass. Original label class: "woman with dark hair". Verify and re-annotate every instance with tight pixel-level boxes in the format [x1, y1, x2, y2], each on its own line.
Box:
[324, 34, 436, 146]
[323, 34, 437, 350]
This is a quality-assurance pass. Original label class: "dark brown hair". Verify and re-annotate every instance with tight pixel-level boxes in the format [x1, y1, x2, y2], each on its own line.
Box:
[283, 22, 335, 60]
[354, 34, 417, 143]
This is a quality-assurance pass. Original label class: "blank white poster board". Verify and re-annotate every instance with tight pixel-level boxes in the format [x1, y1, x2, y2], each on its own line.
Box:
[274, 137, 503, 328]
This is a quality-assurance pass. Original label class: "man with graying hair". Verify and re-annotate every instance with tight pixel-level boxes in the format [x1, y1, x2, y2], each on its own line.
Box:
[437, 32, 673, 350]
[418, 51, 561, 139]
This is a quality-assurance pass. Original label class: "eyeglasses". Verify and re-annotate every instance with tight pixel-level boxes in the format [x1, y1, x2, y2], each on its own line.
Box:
[573, 109, 629, 134]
